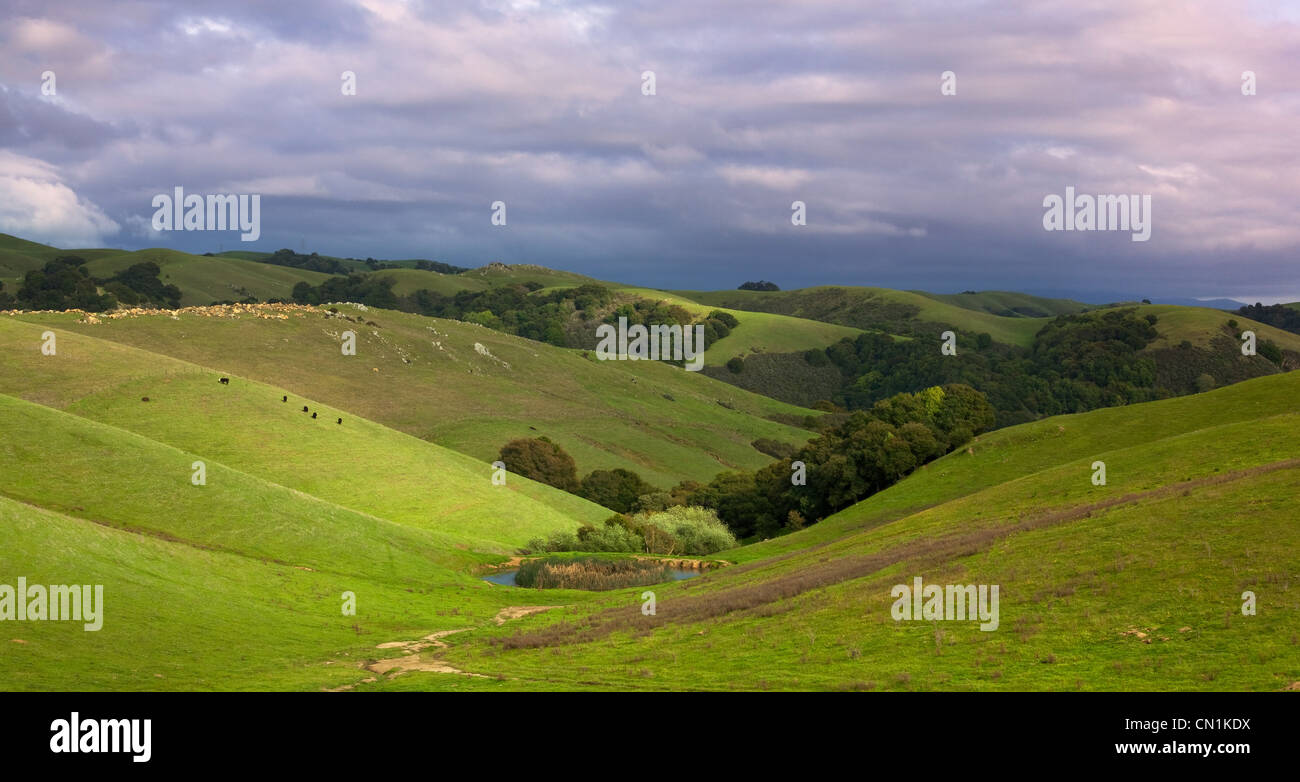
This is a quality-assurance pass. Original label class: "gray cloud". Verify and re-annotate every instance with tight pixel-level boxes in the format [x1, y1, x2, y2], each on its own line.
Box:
[0, 0, 1296, 300]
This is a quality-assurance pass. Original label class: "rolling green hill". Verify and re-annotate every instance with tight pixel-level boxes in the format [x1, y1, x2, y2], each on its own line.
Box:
[606, 286, 865, 364]
[422, 370, 1300, 691]
[675, 286, 1052, 347]
[4, 330, 1294, 691]
[0, 234, 126, 287]
[7, 304, 817, 488]
[80, 249, 333, 306]
[917, 290, 1090, 318]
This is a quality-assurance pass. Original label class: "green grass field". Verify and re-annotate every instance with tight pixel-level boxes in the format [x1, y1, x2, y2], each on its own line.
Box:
[675, 286, 1055, 347]
[2, 315, 1295, 690]
[2, 235, 1296, 692]
[5, 304, 817, 488]
[917, 290, 1090, 318]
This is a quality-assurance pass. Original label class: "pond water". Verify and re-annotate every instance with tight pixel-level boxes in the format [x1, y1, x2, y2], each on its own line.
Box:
[483, 567, 701, 588]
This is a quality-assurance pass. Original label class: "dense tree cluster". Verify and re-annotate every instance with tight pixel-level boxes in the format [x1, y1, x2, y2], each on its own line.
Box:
[99, 262, 182, 308]
[1235, 302, 1300, 336]
[738, 280, 780, 291]
[11, 257, 114, 312]
[675, 383, 996, 538]
[263, 249, 352, 275]
[828, 309, 1163, 427]
[291, 275, 399, 309]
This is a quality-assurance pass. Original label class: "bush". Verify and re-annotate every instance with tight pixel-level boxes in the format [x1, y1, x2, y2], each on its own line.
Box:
[751, 437, 796, 459]
[726, 356, 744, 374]
[709, 310, 740, 329]
[635, 506, 736, 555]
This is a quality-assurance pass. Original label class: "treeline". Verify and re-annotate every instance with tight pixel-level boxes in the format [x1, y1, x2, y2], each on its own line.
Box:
[261, 249, 352, 275]
[501, 382, 995, 544]
[258, 249, 468, 276]
[1234, 303, 1300, 335]
[290, 275, 738, 352]
[816, 309, 1165, 427]
[1, 256, 181, 311]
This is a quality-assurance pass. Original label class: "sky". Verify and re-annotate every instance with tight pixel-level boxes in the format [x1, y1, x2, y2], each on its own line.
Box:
[1, 0, 1298, 302]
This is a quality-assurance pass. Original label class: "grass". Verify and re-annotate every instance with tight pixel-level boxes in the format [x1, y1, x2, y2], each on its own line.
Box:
[1, 309, 1297, 691]
[6, 305, 816, 488]
[675, 286, 1054, 347]
[605, 286, 865, 363]
[421, 375, 1300, 690]
[81, 249, 333, 306]
[916, 290, 1090, 318]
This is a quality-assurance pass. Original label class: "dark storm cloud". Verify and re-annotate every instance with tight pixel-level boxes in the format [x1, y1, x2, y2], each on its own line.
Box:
[0, 0, 1297, 301]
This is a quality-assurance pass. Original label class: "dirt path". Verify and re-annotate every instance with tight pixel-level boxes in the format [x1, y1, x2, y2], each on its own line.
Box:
[493, 605, 559, 625]
[323, 607, 564, 690]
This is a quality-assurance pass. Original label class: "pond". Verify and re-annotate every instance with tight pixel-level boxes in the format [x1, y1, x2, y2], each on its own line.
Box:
[483, 567, 702, 588]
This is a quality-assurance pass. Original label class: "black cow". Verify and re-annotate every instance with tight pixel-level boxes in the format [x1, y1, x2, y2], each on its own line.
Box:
[141, 396, 150, 402]
[282, 395, 287, 402]
[219, 377, 229, 385]
[302, 406, 309, 413]
[336, 418, 342, 424]
[311, 412, 317, 419]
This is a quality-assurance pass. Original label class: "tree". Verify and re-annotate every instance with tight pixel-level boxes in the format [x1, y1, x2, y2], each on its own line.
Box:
[16, 257, 113, 312]
[578, 468, 655, 513]
[498, 437, 579, 492]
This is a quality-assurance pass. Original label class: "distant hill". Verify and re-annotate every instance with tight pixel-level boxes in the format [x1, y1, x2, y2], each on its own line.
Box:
[916, 290, 1090, 319]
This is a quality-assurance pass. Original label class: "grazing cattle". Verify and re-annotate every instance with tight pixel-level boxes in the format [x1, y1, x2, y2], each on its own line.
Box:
[302, 406, 309, 412]
[311, 412, 317, 419]
[336, 418, 342, 424]
[219, 377, 229, 385]
[141, 397, 150, 402]
[282, 395, 287, 402]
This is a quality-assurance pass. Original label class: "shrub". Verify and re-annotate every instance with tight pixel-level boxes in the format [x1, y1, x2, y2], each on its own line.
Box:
[726, 356, 745, 374]
[635, 506, 736, 555]
[709, 310, 740, 329]
[751, 437, 796, 459]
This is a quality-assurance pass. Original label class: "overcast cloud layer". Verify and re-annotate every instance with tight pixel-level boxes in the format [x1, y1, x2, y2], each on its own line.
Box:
[1, 0, 1297, 301]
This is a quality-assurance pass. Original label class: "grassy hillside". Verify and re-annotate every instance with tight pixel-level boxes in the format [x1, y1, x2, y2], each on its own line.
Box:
[675, 286, 1051, 347]
[1, 295, 1296, 691]
[605, 286, 865, 364]
[918, 290, 1090, 318]
[0, 234, 125, 287]
[0, 392, 614, 690]
[7, 304, 817, 488]
[419, 371, 1300, 691]
[0, 316, 609, 551]
[80, 249, 332, 306]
